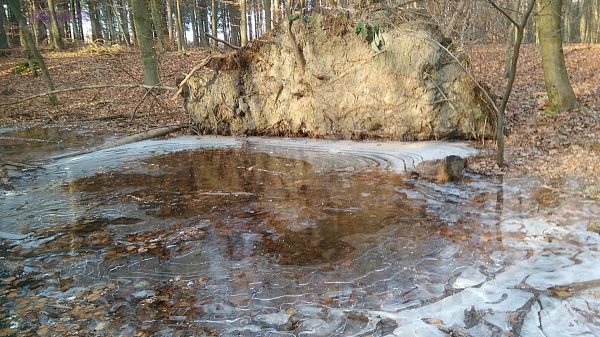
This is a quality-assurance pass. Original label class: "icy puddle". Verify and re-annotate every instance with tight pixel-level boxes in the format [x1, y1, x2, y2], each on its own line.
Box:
[1, 136, 599, 336]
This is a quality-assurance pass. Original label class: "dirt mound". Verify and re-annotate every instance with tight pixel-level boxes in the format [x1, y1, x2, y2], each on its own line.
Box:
[183, 13, 495, 140]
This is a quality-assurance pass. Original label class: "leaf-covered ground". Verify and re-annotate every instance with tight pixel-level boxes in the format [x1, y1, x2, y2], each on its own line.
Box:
[468, 44, 600, 186]
[1, 43, 599, 184]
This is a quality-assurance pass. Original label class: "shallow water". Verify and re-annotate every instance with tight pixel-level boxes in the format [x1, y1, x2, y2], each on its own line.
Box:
[1, 130, 599, 337]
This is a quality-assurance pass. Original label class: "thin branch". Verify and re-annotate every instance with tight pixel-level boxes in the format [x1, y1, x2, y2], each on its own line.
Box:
[172, 53, 232, 99]
[204, 32, 241, 50]
[0, 84, 177, 107]
[485, 0, 519, 27]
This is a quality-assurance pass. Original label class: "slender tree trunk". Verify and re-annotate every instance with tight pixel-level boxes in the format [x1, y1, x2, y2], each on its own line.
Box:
[211, 0, 217, 46]
[191, 0, 200, 46]
[127, 0, 136, 44]
[166, 0, 173, 43]
[198, 0, 209, 46]
[264, 0, 271, 31]
[504, 0, 521, 79]
[130, 0, 160, 85]
[150, 0, 166, 51]
[47, 0, 63, 48]
[240, 0, 247, 46]
[175, 0, 184, 50]
[119, 0, 131, 44]
[69, 0, 79, 40]
[104, 0, 118, 43]
[538, 0, 577, 111]
[6, 0, 57, 104]
[0, 0, 9, 49]
[76, 0, 84, 40]
[88, 0, 103, 41]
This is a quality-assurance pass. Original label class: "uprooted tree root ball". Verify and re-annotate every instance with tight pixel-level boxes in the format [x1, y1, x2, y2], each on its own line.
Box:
[182, 11, 496, 141]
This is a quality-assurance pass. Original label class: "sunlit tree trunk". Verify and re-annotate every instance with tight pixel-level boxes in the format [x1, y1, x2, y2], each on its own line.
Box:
[104, 0, 118, 43]
[538, 0, 577, 111]
[69, 0, 80, 41]
[131, 0, 160, 85]
[127, 0, 137, 44]
[174, 0, 184, 50]
[47, 0, 63, 48]
[6, 0, 57, 104]
[240, 0, 247, 46]
[166, 0, 173, 43]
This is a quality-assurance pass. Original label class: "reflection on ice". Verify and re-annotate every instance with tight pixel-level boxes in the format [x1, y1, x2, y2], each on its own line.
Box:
[0, 135, 599, 336]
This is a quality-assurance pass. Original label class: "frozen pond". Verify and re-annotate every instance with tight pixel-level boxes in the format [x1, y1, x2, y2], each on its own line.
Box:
[1, 130, 599, 336]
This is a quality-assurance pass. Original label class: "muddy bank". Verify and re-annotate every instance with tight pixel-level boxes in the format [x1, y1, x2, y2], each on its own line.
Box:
[183, 13, 495, 140]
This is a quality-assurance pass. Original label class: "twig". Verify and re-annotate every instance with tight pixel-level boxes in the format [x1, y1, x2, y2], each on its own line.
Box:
[0, 84, 177, 106]
[172, 53, 231, 99]
[204, 32, 241, 50]
[130, 87, 154, 122]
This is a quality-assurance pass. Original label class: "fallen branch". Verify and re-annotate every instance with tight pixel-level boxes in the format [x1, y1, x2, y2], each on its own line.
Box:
[204, 32, 241, 50]
[0, 83, 177, 106]
[51, 125, 186, 161]
[172, 53, 232, 99]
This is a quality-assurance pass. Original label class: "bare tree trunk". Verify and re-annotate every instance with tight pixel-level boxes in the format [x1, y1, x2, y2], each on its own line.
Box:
[88, 0, 103, 41]
[175, 0, 184, 50]
[0, 0, 9, 49]
[131, 0, 160, 85]
[538, 0, 577, 110]
[119, 0, 131, 45]
[211, 0, 217, 46]
[264, 0, 271, 31]
[150, 0, 166, 51]
[191, 0, 200, 46]
[104, 0, 118, 43]
[504, 0, 521, 79]
[6, 0, 57, 104]
[166, 0, 173, 43]
[47, 0, 63, 48]
[199, 0, 209, 46]
[240, 0, 247, 46]
[69, 0, 80, 41]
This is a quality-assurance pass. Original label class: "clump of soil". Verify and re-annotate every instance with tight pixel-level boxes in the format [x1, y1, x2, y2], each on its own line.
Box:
[183, 12, 495, 140]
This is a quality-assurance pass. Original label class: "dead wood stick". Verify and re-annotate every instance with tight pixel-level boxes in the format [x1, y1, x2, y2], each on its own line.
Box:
[172, 53, 231, 99]
[130, 87, 154, 122]
[51, 125, 186, 161]
[204, 32, 241, 50]
[0, 84, 178, 107]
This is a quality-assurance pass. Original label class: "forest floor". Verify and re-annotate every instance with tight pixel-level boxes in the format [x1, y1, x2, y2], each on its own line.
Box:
[0, 43, 599, 185]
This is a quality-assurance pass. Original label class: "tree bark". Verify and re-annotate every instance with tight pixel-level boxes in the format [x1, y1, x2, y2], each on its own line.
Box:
[504, 0, 521, 79]
[104, 0, 118, 43]
[191, 0, 200, 46]
[118, 0, 131, 44]
[131, 0, 160, 86]
[264, 0, 271, 31]
[211, 0, 217, 46]
[537, 0, 577, 111]
[240, 0, 247, 46]
[47, 0, 63, 48]
[174, 0, 184, 50]
[166, 0, 173, 42]
[6, 0, 57, 104]
[88, 0, 103, 41]
[150, 0, 166, 51]
[0, 0, 9, 49]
